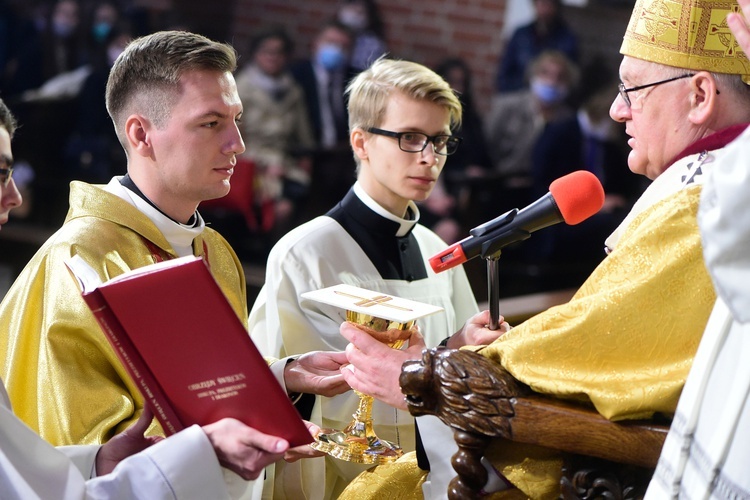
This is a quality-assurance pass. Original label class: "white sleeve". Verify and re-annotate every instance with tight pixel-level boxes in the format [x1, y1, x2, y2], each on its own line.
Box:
[83, 425, 230, 499]
[0, 400, 91, 500]
[0, 404, 231, 500]
[56, 445, 99, 479]
[699, 127, 750, 323]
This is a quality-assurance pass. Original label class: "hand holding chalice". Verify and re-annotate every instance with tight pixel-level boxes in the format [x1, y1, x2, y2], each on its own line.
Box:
[302, 284, 443, 464]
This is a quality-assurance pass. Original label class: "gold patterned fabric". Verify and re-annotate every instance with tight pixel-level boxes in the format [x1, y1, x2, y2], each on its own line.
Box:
[621, 0, 750, 81]
[339, 449, 553, 500]
[340, 188, 714, 499]
[477, 186, 714, 422]
[343, 145, 723, 498]
[338, 452, 426, 500]
[0, 181, 247, 445]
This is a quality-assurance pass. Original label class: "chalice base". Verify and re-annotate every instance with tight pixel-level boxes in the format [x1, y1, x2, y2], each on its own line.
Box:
[302, 299, 421, 465]
[311, 410, 403, 464]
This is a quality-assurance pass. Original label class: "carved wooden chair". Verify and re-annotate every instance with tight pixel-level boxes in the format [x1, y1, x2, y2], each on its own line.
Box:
[400, 347, 670, 500]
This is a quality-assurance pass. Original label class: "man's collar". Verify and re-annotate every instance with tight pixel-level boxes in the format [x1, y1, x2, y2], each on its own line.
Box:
[668, 123, 749, 166]
[119, 174, 199, 227]
[352, 182, 420, 237]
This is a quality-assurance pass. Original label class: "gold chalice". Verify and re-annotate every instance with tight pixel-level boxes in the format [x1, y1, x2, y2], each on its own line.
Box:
[301, 284, 443, 465]
[311, 311, 414, 464]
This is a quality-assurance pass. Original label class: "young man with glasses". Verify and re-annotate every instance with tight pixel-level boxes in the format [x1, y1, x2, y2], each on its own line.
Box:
[248, 57, 503, 500]
[337, 0, 750, 497]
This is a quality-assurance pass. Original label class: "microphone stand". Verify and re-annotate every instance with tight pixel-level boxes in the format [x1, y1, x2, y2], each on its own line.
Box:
[486, 255, 502, 330]
[460, 207, 540, 330]
[481, 228, 530, 330]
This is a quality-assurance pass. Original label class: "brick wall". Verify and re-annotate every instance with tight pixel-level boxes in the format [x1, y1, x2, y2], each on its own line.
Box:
[229, 1, 633, 118]
[231, 0, 508, 114]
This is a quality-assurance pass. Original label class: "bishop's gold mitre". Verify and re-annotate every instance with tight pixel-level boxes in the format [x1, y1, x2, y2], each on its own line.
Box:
[621, 0, 750, 82]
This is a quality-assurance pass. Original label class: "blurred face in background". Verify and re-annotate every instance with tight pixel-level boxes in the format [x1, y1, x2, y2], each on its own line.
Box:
[314, 26, 352, 71]
[92, 2, 119, 42]
[254, 36, 288, 78]
[534, 0, 560, 25]
[338, 1, 369, 32]
[529, 54, 571, 106]
[444, 66, 467, 95]
[52, 0, 79, 37]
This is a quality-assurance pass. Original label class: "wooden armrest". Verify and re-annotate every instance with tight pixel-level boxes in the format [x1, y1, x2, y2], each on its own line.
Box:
[401, 347, 669, 499]
[509, 394, 667, 468]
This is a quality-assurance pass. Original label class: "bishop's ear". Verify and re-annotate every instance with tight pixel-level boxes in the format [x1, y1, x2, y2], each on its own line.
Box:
[687, 72, 719, 125]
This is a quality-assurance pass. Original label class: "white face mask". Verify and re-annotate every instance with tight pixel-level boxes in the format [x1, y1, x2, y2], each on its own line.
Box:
[530, 78, 568, 104]
[338, 7, 368, 31]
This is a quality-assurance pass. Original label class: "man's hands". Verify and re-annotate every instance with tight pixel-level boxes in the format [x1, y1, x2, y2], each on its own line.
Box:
[339, 310, 510, 410]
[95, 407, 163, 476]
[283, 421, 325, 463]
[95, 310, 512, 480]
[202, 418, 289, 480]
[99, 409, 324, 481]
[445, 310, 510, 349]
[203, 418, 326, 478]
[284, 350, 350, 397]
[339, 321, 427, 410]
[729, 0, 750, 52]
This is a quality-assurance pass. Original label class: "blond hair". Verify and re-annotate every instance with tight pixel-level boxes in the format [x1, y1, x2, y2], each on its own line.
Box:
[346, 57, 462, 133]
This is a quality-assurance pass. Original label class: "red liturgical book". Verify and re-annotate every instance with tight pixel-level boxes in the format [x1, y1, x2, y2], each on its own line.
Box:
[65, 254, 313, 447]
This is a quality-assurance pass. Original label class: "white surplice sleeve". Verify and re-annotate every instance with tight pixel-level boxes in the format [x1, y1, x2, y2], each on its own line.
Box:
[699, 126, 750, 323]
[0, 379, 231, 500]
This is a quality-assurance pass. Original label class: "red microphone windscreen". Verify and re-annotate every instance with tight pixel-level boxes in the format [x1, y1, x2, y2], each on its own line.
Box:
[549, 170, 605, 225]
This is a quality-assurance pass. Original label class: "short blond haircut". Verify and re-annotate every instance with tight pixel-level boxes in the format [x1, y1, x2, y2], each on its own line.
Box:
[346, 57, 462, 134]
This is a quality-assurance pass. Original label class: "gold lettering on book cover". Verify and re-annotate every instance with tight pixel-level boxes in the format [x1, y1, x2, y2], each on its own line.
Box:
[188, 372, 248, 400]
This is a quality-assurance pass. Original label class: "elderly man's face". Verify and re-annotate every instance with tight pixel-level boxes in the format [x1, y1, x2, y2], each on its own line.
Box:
[610, 56, 694, 180]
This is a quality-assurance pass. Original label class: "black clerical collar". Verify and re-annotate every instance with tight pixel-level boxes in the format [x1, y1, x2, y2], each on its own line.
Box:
[119, 174, 198, 227]
[327, 188, 428, 282]
[334, 188, 418, 238]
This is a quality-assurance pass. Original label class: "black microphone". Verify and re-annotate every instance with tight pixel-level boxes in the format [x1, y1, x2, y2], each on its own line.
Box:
[429, 170, 605, 273]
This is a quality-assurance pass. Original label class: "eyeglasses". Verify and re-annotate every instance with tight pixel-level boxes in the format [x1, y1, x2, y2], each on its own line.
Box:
[0, 156, 13, 187]
[366, 127, 462, 156]
[618, 74, 694, 107]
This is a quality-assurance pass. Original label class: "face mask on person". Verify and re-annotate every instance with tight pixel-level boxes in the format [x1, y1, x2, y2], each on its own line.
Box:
[92, 22, 112, 42]
[316, 43, 346, 71]
[53, 19, 76, 38]
[338, 7, 368, 31]
[530, 79, 568, 104]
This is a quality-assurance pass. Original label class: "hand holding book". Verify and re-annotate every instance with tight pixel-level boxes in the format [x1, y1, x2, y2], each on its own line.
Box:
[65, 254, 315, 448]
[96, 403, 320, 480]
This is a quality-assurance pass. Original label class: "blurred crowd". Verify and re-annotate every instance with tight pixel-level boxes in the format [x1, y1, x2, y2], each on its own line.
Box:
[0, 0, 646, 283]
